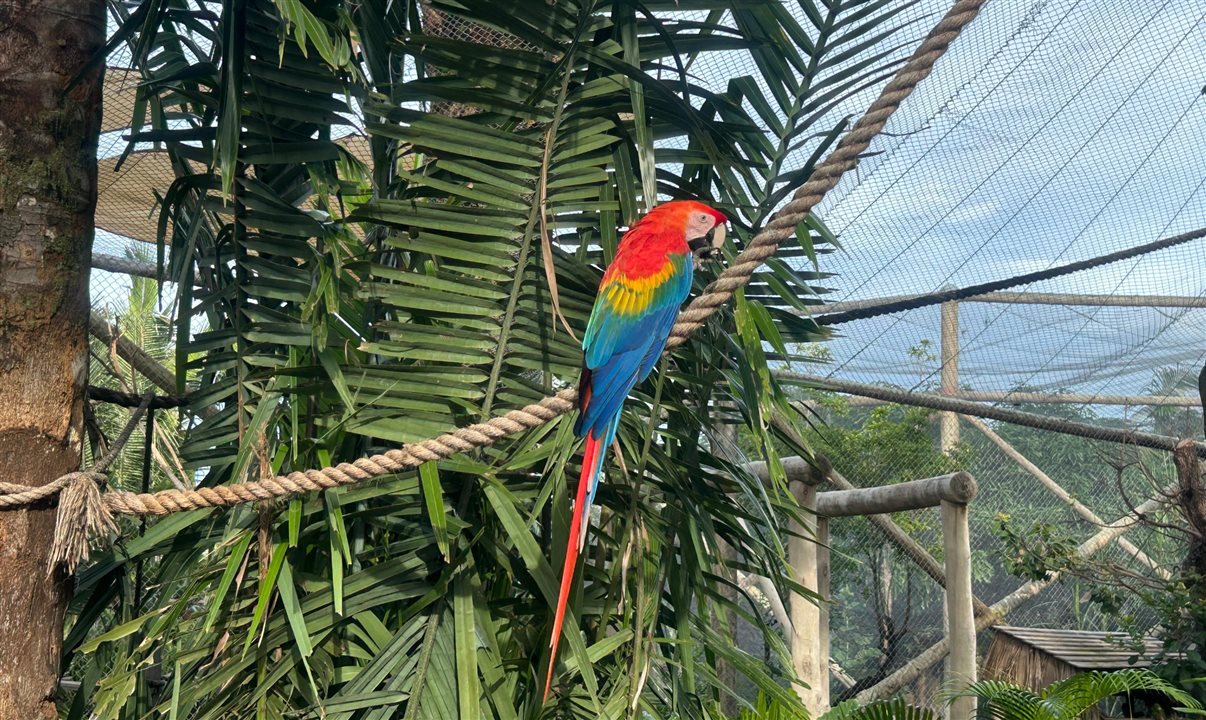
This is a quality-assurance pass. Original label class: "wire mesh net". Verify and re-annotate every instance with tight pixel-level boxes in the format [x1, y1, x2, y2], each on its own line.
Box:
[813, 0, 1206, 404]
[730, 0, 1201, 704]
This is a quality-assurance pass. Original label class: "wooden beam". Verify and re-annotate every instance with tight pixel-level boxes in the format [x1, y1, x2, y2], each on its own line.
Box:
[940, 298, 960, 452]
[843, 390, 1201, 408]
[737, 570, 792, 633]
[831, 660, 856, 690]
[801, 291, 1206, 316]
[826, 469, 993, 618]
[963, 415, 1171, 579]
[968, 291, 1206, 308]
[814, 472, 977, 517]
[89, 312, 176, 395]
[746, 438, 993, 617]
[90, 253, 157, 278]
[744, 455, 828, 485]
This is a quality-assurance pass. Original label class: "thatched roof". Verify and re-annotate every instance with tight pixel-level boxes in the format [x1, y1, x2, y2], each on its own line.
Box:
[992, 626, 1162, 670]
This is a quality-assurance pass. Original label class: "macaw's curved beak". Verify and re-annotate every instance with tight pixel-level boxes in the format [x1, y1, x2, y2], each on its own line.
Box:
[689, 223, 726, 262]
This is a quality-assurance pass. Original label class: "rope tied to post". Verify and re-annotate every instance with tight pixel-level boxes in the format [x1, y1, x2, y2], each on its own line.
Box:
[0, 392, 154, 572]
[49, 471, 116, 573]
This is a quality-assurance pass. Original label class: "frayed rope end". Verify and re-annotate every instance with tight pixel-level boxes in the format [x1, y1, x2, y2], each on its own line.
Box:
[48, 472, 116, 575]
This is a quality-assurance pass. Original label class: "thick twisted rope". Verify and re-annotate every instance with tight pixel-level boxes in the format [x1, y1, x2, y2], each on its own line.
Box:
[22, 0, 989, 521]
[0, 473, 102, 510]
[0, 393, 151, 510]
[102, 389, 580, 515]
[0, 393, 153, 570]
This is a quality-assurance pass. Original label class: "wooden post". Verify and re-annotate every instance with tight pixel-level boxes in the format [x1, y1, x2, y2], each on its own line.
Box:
[824, 466, 992, 618]
[817, 516, 831, 709]
[940, 298, 960, 453]
[941, 500, 976, 719]
[788, 479, 826, 715]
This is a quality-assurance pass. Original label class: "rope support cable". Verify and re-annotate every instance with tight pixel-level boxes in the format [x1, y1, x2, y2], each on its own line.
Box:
[777, 370, 1206, 457]
[0, 393, 154, 570]
[10, 0, 990, 528]
[809, 226, 1206, 326]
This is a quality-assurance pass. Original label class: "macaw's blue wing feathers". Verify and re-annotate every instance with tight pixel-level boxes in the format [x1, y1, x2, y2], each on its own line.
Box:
[580, 413, 620, 545]
[549, 260, 691, 700]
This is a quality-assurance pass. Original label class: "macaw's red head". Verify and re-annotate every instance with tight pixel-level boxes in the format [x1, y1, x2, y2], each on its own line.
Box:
[643, 200, 728, 256]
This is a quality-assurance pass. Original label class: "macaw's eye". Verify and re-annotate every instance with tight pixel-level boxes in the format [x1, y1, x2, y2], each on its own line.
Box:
[697, 213, 710, 224]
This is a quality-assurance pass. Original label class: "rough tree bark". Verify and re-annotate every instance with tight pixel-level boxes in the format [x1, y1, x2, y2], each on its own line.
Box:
[1174, 440, 1206, 587]
[0, 0, 105, 715]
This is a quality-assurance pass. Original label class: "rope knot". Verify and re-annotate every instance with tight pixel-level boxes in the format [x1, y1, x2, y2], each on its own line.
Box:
[49, 471, 116, 574]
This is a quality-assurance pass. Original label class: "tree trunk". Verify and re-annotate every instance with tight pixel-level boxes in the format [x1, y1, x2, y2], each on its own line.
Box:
[0, 0, 105, 715]
[1174, 440, 1206, 586]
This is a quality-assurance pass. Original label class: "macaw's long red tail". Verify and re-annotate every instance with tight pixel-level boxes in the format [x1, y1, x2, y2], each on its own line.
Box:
[543, 432, 605, 701]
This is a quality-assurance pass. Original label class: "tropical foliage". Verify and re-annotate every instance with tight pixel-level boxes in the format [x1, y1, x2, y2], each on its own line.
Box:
[737, 670, 1203, 720]
[67, 0, 937, 718]
[951, 669, 1202, 720]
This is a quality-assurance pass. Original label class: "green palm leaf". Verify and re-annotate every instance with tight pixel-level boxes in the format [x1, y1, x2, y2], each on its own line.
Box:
[951, 669, 1203, 720]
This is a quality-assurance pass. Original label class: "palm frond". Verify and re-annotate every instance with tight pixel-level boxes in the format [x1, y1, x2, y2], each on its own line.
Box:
[1039, 669, 1203, 719]
[821, 697, 937, 720]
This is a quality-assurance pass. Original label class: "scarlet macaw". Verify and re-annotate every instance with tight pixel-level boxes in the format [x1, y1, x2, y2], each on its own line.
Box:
[544, 200, 728, 700]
